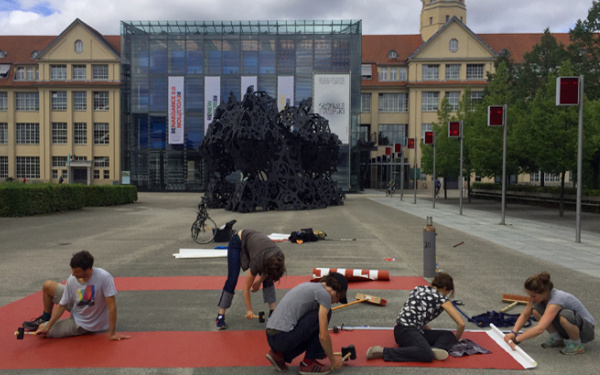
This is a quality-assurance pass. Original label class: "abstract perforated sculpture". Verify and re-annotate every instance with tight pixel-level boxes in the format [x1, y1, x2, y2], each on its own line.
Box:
[200, 87, 345, 213]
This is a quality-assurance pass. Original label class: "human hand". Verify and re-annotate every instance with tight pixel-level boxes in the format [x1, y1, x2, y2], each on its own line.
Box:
[251, 281, 261, 292]
[503, 333, 515, 344]
[508, 339, 517, 350]
[331, 355, 343, 370]
[35, 322, 49, 336]
[110, 333, 132, 341]
[244, 311, 256, 319]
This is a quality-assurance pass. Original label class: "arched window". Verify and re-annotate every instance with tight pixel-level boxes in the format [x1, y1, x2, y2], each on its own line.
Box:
[387, 50, 398, 59]
[449, 38, 458, 53]
[74, 40, 84, 54]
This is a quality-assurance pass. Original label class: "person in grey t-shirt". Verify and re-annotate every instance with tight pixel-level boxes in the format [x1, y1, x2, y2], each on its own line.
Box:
[504, 271, 595, 355]
[265, 272, 348, 374]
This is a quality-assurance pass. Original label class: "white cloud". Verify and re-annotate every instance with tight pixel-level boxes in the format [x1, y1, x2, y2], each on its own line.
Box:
[0, 0, 594, 36]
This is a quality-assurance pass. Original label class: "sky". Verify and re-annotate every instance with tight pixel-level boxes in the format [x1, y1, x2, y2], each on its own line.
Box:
[0, 0, 595, 36]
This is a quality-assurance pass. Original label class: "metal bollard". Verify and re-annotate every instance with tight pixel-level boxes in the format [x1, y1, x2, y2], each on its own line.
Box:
[423, 216, 437, 278]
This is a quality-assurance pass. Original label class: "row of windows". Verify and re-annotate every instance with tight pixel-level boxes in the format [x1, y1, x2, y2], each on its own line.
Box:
[422, 64, 484, 81]
[360, 91, 483, 112]
[378, 67, 407, 82]
[0, 156, 111, 179]
[0, 91, 110, 111]
[14, 64, 110, 81]
[2, 123, 109, 145]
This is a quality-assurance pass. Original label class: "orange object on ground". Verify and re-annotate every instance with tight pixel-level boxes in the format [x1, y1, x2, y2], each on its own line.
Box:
[312, 268, 390, 282]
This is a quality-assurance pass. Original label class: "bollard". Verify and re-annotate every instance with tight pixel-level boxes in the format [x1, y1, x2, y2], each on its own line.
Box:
[423, 216, 437, 278]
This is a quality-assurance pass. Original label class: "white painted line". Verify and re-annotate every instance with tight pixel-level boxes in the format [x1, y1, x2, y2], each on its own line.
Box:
[173, 249, 228, 258]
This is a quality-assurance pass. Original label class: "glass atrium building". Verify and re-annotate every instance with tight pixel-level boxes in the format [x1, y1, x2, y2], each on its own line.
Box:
[120, 20, 362, 192]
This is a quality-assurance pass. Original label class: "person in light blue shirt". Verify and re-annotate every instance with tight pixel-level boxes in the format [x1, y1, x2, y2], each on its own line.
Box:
[504, 271, 595, 355]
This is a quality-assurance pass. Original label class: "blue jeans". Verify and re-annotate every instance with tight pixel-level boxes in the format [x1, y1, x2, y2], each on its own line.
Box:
[218, 234, 276, 309]
[267, 308, 332, 363]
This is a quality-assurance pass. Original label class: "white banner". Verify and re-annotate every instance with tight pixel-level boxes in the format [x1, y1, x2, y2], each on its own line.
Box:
[277, 76, 294, 112]
[313, 74, 350, 144]
[241, 76, 257, 99]
[204, 76, 221, 134]
[168, 76, 184, 144]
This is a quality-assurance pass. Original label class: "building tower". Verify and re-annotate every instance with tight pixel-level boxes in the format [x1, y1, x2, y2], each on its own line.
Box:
[420, 0, 467, 41]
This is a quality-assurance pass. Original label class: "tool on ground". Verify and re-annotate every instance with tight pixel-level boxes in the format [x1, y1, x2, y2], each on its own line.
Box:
[332, 292, 387, 311]
[501, 294, 529, 313]
[331, 325, 393, 331]
[334, 345, 356, 361]
[312, 268, 390, 282]
[247, 311, 265, 323]
[15, 327, 37, 340]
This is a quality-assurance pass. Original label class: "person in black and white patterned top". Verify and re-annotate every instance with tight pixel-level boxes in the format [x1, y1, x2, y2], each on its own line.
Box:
[366, 272, 465, 362]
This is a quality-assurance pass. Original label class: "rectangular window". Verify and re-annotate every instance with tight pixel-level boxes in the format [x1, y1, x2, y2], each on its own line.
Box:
[73, 65, 86, 80]
[0, 92, 7, 110]
[94, 156, 110, 167]
[445, 91, 460, 111]
[361, 93, 371, 112]
[421, 92, 439, 111]
[50, 65, 67, 80]
[421, 123, 433, 142]
[397, 67, 407, 81]
[422, 64, 439, 80]
[94, 123, 109, 144]
[51, 91, 67, 110]
[94, 169, 100, 179]
[378, 93, 408, 112]
[15, 92, 39, 111]
[16, 156, 40, 179]
[14, 67, 25, 80]
[530, 172, 540, 182]
[52, 123, 67, 144]
[92, 65, 109, 80]
[73, 91, 87, 111]
[378, 67, 388, 81]
[361, 64, 372, 79]
[467, 64, 484, 80]
[26, 66, 37, 80]
[378, 124, 407, 146]
[445, 64, 460, 80]
[93, 92, 109, 110]
[471, 91, 484, 104]
[74, 123, 87, 144]
[103, 170, 110, 179]
[16, 123, 39, 144]
[52, 156, 68, 167]
[0, 123, 7, 144]
[0, 156, 7, 178]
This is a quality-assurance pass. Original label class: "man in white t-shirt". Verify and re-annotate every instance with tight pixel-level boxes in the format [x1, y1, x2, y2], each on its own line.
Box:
[22, 250, 130, 340]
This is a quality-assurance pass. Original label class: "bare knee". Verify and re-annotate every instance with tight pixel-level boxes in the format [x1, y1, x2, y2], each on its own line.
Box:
[42, 280, 58, 297]
[532, 309, 542, 321]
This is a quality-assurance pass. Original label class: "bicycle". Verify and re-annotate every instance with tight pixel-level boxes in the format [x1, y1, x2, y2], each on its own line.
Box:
[191, 198, 217, 244]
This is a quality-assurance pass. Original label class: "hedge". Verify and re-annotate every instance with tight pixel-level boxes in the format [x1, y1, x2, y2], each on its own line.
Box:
[471, 182, 600, 197]
[0, 183, 137, 217]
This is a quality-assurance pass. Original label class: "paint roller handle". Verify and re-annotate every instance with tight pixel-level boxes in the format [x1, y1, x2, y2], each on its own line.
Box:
[331, 298, 367, 311]
[500, 301, 519, 313]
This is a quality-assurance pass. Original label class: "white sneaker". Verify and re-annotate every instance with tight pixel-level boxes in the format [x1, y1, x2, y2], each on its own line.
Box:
[432, 348, 449, 360]
[366, 346, 384, 359]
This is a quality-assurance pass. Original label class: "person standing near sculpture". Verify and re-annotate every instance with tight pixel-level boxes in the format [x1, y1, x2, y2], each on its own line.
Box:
[216, 229, 286, 330]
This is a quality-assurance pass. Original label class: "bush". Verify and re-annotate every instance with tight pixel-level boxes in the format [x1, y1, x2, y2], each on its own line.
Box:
[471, 182, 600, 197]
[0, 183, 137, 217]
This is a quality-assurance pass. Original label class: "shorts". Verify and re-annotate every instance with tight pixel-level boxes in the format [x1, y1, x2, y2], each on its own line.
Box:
[533, 303, 595, 343]
[46, 284, 89, 339]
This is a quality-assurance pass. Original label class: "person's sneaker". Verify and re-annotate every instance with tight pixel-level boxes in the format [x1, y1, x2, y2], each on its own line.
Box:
[265, 349, 288, 372]
[541, 335, 564, 348]
[298, 359, 331, 374]
[432, 348, 449, 361]
[560, 341, 585, 355]
[366, 346, 384, 359]
[22, 315, 47, 331]
[215, 314, 227, 330]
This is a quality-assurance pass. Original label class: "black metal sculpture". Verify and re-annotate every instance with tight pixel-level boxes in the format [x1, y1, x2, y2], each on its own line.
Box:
[200, 87, 345, 213]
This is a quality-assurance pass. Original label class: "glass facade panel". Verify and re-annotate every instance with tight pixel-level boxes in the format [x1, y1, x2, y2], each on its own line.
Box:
[121, 20, 362, 192]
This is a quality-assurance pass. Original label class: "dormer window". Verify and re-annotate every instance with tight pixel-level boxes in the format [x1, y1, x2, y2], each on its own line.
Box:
[0, 50, 6, 58]
[387, 50, 398, 59]
[74, 40, 84, 54]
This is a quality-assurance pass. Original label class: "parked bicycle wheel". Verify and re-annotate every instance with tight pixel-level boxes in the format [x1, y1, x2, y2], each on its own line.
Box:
[191, 217, 217, 244]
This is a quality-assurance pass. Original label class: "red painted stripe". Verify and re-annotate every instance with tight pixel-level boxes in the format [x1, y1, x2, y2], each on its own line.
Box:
[0, 329, 522, 370]
[112, 275, 427, 291]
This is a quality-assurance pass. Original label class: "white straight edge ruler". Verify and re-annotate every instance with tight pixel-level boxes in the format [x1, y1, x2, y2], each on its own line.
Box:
[487, 323, 537, 369]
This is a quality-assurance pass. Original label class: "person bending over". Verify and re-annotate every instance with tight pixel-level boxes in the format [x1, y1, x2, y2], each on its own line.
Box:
[22, 250, 130, 340]
[366, 272, 465, 362]
[504, 271, 595, 355]
[265, 272, 348, 374]
[216, 229, 286, 330]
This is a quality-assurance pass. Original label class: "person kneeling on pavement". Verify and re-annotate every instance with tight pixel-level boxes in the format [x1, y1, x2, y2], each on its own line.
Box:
[22, 250, 130, 341]
[265, 272, 348, 374]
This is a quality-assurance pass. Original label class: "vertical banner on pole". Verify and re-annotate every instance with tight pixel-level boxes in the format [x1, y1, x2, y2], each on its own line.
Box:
[277, 76, 294, 112]
[313, 74, 350, 144]
[204, 77, 221, 134]
[168, 76, 184, 145]
[241, 76, 257, 99]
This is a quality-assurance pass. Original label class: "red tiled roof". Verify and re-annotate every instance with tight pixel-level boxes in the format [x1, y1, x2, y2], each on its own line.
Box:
[0, 36, 55, 64]
[362, 34, 424, 64]
[478, 33, 571, 64]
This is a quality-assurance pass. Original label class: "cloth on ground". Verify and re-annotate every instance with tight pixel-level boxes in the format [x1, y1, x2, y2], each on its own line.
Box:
[448, 338, 492, 357]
